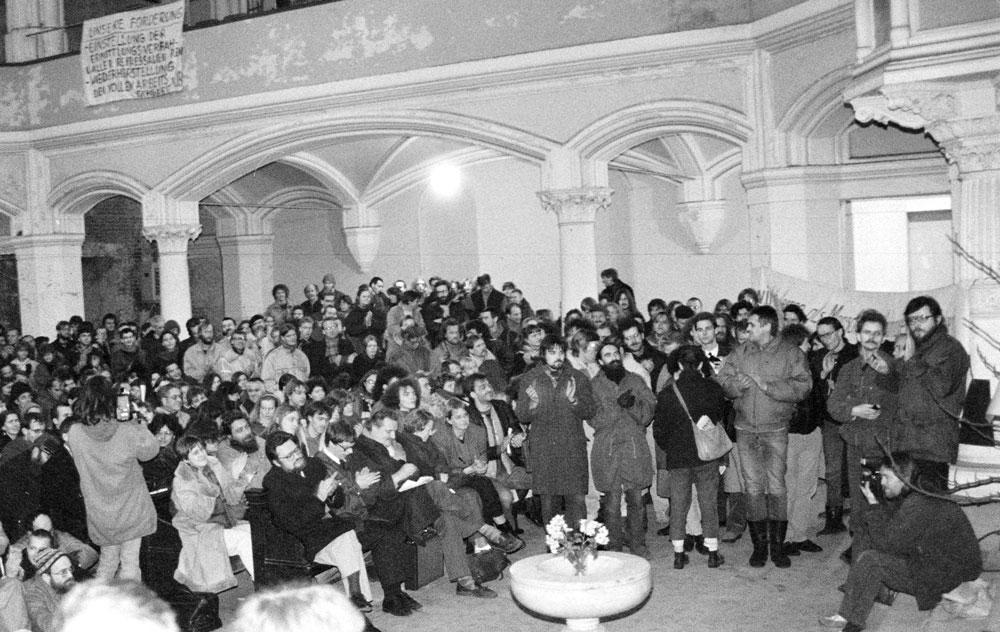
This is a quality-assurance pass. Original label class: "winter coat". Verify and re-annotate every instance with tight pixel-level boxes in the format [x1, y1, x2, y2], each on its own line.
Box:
[716, 336, 811, 433]
[587, 371, 655, 491]
[431, 424, 488, 480]
[891, 325, 969, 463]
[261, 458, 354, 560]
[826, 354, 899, 458]
[518, 364, 596, 495]
[863, 491, 981, 610]
[654, 371, 727, 470]
[67, 419, 159, 546]
[171, 458, 245, 593]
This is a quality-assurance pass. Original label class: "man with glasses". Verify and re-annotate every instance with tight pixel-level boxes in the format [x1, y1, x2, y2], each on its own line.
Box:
[24, 548, 76, 632]
[316, 420, 416, 619]
[262, 432, 377, 628]
[810, 317, 858, 538]
[883, 296, 969, 492]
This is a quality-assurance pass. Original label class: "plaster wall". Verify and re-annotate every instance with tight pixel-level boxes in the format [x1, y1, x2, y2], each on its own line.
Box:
[271, 206, 358, 309]
[48, 129, 246, 193]
[750, 158, 951, 290]
[433, 61, 750, 144]
[617, 168, 754, 310]
[769, 27, 855, 124]
[415, 184, 480, 283]
[467, 158, 560, 312]
[594, 170, 636, 304]
[0, 0, 813, 132]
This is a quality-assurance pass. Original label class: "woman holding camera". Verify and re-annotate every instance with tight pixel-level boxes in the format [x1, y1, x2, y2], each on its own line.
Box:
[67, 376, 159, 581]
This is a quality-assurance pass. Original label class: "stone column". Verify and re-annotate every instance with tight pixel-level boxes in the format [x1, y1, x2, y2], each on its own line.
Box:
[4, 0, 66, 63]
[537, 187, 613, 314]
[217, 234, 274, 320]
[143, 224, 201, 326]
[13, 233, 84, 335]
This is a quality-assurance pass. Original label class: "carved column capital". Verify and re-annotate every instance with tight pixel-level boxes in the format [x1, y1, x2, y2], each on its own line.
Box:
[537, 187, 614, 225]
[932, 120, 1000, 173]
[143, 224, 202, 254]
[850, 88, 957, 130]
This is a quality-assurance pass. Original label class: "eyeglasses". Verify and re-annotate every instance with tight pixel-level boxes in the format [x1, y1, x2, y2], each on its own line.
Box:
[906, 313, 935, 325]
[817, 330, 839, 340]
[276, 446, 302, 461]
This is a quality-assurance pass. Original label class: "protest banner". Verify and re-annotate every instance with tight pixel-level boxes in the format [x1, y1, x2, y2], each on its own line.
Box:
[81, 0, 186, 106]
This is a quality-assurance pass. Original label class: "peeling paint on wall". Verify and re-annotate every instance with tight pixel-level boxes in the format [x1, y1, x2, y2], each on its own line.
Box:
[562, 3, 602, 22]
[25, 68, 50, 126]
[211, 23, 312, 85]
[321, 15, 433, 63]
[181, 50, 200, 97]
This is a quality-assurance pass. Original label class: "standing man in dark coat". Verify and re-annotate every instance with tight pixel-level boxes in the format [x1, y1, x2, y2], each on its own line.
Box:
[889, 296, 969, 491]
[589, 339, 655, 557]
[810, 316, 859, 536]
[820, 452, 981, 632]
[518, 335, 596, 526]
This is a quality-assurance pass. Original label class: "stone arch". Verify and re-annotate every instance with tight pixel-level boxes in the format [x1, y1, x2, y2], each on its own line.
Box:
[775, 67, 854, 165]
[0, 195, 21, 223]
[48, 170, 150, 233]
[566, 100, 752, 186]
[257, 185, 342, 232]
[154, 111, 555, 203]
[277, 153, 362, 206]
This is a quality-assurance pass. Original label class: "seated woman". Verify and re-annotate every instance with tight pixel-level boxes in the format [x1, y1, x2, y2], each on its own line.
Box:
[430, 400, 521, 548]
[171, 434, 255, 593]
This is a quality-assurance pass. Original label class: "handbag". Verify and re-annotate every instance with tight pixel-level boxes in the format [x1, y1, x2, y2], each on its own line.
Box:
[399, 486, 441, 546]
[467, 546, 511, 584]
[671, 383, 733, 461]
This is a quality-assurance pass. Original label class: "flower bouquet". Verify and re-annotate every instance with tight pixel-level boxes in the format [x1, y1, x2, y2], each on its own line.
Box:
[545, 514, 609, 575]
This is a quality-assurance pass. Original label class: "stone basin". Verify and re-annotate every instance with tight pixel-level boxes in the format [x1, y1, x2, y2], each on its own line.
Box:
[509, 552, 652, 631]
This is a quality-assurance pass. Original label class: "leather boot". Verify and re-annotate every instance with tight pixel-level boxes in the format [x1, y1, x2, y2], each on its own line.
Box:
[769, 520, 791, 568]
[817, 506, 846, 535]
[524, 496, 543, 526]
[747, 521, 768, 567]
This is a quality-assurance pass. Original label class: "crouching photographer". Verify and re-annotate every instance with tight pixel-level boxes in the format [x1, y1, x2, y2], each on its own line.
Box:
[820, 451, 982, 632]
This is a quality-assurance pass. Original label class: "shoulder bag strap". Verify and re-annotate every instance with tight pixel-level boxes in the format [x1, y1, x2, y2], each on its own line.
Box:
[671, 382, 695, 425]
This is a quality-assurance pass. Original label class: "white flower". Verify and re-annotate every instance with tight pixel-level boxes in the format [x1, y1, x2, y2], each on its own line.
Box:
[580, 519, 597, 537]
[546, 514, 568, 538]
[545, 535, 561, 553]
[594, 525, 609, 546]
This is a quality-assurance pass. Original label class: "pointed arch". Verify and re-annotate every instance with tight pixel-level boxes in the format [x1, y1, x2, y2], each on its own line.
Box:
[48, 170, 150, 233]
[775, 66, 853, 165]
[565, 100, 751, 186]
[154, 111, 555, 203]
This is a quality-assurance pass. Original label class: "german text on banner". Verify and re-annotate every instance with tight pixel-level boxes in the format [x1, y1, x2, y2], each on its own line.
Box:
[80, 0, 186, 106]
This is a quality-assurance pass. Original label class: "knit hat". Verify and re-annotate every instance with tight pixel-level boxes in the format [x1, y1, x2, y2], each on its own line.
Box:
[33, 547, 69, 575]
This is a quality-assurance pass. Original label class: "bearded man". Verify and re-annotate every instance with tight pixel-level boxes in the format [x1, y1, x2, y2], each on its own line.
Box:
[517, 335, 596, 526]
[216, 412, 271, 496]
[588, 338, 656, 557]
[24, 548, 76, 632]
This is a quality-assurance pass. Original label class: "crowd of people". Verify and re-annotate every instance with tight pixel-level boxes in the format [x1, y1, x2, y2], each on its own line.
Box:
[0, 268, 984, 632]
